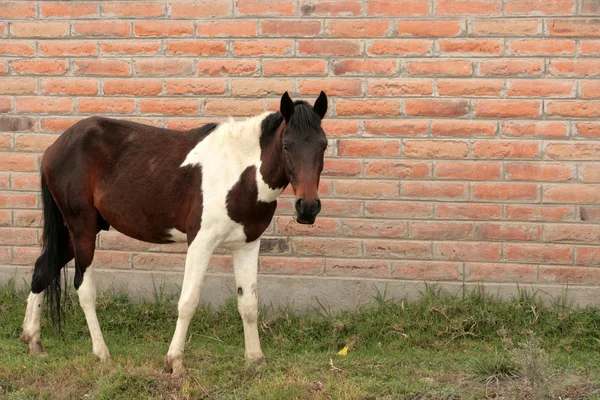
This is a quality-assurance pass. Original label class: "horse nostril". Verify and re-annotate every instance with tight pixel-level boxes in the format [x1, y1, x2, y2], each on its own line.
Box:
[295, 198, 304, 213]
[314, 198, 321, 215]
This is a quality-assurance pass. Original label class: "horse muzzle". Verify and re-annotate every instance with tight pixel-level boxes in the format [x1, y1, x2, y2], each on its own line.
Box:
[295, 198, 321, 225]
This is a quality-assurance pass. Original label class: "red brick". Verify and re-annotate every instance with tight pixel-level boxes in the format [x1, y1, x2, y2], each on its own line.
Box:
[0, 97, 10, 111]
[135, 59, 194, 76]
[40, 118, 82, 132]
[170, 1, 231, 18]
[467, 263, 537, 282]
[435, 242, 501, 261]
[577, 123, 600, 138]
[204, 99, 263, 116]
[580, 40, 600, 55]
[264, 59, 327, 76]
[79, 98, 135, 114]
[367, 0, 429, 15]
[506, 205, 574, 221]
[437, 204, 501, 220]
[407, 60, 472, 76]
[73, 21, 131, 37]
[15, 134, 58, 151]
[0, 228, 37, 245]
[0, 192, 37, 207]
[367, 79, 432, 96]
[432, 120, 496, 137]
[233, 40, 293, 56]
[12, 22, 69, 37]
[13, 210, 42, 227]
[437, 0, 501, 15]
[472, 183, 539, 201]
[236, 0, 295, 16]
[42, 78, 97, 96]
[343, 220, 407, 238]
[338, 140, 399, 157]
[502, 121, 567, 138]
[166, 40, 227, 56]
[0, 2, 35, 18]
[103, 2, 164, 17]
[299, 0, 361, 16]
[261, 20, 322, 36]
[545, 225, 600, 243]
[472, 19, 540, 36]
[17, 97, 73, 113]
[506, 244, 572, 264]
[334, 59, 397, 75]
[509, 39, 574, 55]
[540, 266, 600, 284]
[276, 217, 338, 236]
[74, 60, 131, 76]
[393, 261, 463, 280]
[544, 184, 600, 203]
[365, 240, 431, 259]
[335, 180, 398, 198]
[575, 247, 600, 266]
[41, 2, 99, 17]
[10, 173, 40, 190]
[435, 161, 501, 180]
[549, 60, 600, 76]
[506, 0, 574, 14]
[581, 0, 600, 14]
[478, 59, 543, 76]
[402, 182, 467, 200]
[368, 40, 431, 56]
[397, 20, 463, 36]
[0, 78, 36, 95]
[547, 101, 600, 118]
[323, 159, 362, 177]
[299, 79, 362, 96]
[316, 199, 362, 217]
[0, 117, 33, 132]
[261, 257, 323, 275]
[327, 259, 390, 278]
[508, 80, 574, 97]
[366, 201, 432, 219]
[135, 21, 194, 37]
[405, 99, 469, 117]
[139, 99, 199, 115]
[0, 134, 10, 150]
[321, 120, 360, 137]
[39, 40, 97, 56]
[298, 40, 361, 56]
[548, 19, 600, 37]
[404, 140, 468, 158]
[294, 238, 361, 257]
[133, 253, 185, 271]
[328, 19, 391, 37]
[411, 221, 473, 240]
[366, 160, 430, 178]
[99, 41, 160, 55]
[364, 120, 429, 136]
[582, 81, 600, 99]
[336, 99, 400, 116]
[0, 41, 35, 56]
[104, 79, 162, 96]
[11, 60, 68, 75]
[437, 79, 502, 96]
[438, 39, 503, 55]
[505, 163, 572, 181]
[198, 59, 259, 75]
[197, 20, 256, 37]
[475, 100, 541, 118]
[166, 78, 226, 96]
[475, 223, 541, 241]
[0, 23, 5, 37]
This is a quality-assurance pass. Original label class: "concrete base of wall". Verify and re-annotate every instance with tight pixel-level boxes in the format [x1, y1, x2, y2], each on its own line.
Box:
[2, 265, 599, 311]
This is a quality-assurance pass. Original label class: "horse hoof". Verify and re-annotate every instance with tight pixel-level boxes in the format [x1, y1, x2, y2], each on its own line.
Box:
[164, 354, 185, 375]
[29, 341, 46, 356]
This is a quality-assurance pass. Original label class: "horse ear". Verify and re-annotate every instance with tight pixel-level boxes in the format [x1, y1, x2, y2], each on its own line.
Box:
[280, 92, 294, 122]
[313, 91, 328, 119]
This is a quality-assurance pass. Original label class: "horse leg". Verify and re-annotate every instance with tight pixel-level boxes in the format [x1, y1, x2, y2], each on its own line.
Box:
[231, 240, 264, 362]
[165, 234, 216, 374]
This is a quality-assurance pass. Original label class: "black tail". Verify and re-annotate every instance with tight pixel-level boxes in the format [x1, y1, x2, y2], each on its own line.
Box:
[32, 175, 70, 331]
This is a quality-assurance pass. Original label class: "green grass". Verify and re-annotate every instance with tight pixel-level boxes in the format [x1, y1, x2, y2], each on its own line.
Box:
[1, 280, 600, 399]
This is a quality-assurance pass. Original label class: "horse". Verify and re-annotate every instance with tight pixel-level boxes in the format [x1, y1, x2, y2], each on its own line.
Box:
[20, 91, 328, 373]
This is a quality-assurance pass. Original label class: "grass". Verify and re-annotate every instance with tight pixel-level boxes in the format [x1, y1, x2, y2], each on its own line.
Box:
[1, 279, 600, 399]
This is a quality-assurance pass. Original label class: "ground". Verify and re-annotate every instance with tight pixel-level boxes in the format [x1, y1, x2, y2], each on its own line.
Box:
[1, 280, 600, 399]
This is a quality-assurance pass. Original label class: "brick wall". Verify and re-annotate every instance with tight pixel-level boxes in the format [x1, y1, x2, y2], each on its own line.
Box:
[1, 0, 600, 290]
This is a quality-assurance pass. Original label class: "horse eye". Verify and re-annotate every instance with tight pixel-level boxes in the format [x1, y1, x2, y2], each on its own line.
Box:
[283, 145, 290, 152]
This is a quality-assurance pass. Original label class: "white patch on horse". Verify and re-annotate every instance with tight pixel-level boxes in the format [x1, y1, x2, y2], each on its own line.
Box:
[168, 228, 187, 243]
[181, 112, 283, 247]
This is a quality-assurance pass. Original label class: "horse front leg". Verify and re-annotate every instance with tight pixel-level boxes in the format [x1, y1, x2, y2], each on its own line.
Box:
[232, 240, 264, 362]
[165, 234, 216, 374]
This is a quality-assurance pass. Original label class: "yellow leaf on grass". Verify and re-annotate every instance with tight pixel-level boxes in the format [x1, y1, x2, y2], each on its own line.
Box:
[337, 346, 348, 356]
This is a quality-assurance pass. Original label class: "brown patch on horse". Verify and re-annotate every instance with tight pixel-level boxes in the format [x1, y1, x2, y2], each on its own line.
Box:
[226, 166, 277, 243]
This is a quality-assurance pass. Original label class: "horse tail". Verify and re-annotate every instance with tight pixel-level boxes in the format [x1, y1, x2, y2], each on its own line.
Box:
[33, 174, 70, 331]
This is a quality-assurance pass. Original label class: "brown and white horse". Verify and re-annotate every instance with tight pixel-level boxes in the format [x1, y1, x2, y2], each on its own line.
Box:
[20, 92, 328, 373]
